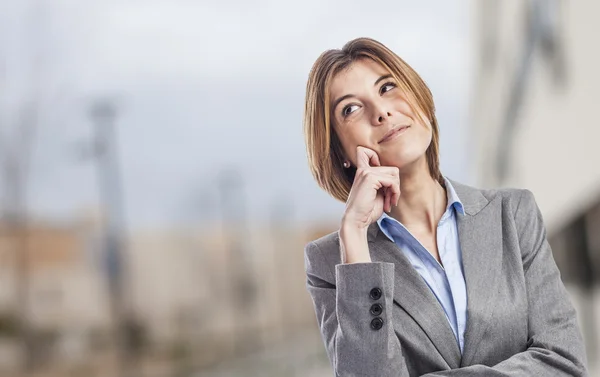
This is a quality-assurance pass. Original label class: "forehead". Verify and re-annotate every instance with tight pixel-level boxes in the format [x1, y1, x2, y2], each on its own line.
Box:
[329, 58, 390, 99]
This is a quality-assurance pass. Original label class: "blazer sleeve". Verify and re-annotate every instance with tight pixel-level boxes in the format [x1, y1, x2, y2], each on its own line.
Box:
[304, 240, 411, 376]
[420, 189, 589, 376]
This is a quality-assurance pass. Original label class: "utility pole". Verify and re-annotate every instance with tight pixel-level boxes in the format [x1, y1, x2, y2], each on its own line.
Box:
[88, 99, 135, 377]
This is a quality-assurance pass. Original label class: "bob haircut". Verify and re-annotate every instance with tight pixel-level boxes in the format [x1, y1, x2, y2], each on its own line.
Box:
[303, 37, 443, 203]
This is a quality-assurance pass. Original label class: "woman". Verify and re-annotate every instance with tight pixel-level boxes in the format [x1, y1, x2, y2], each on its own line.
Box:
[302, 37, 588, 376]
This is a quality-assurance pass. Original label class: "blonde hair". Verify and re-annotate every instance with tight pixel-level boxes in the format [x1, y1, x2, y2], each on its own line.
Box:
[303, 37, 443, 203]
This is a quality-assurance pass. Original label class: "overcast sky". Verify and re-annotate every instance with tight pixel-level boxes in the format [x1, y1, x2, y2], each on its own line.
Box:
[0, 0, 474, 229]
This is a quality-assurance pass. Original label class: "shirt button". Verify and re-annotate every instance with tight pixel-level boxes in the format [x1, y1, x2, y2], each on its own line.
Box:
[370, 303, 383, 316]
[370, 317, 384, 330]
[369, 287, 382, 300]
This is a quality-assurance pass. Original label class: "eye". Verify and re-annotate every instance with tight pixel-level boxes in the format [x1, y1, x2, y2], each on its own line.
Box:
[380, 81, 396, 94]
[342, 104, 360, 118]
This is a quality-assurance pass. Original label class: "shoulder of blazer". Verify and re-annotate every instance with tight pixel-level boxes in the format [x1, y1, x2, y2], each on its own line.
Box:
[447, 178, 535, 219]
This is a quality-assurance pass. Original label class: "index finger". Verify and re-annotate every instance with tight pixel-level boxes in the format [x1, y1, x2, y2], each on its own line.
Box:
[356, 146, 381, 169]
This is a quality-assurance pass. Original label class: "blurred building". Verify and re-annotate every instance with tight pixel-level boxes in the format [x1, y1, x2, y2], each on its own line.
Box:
[0, 211, 333, 375]
[0, 218, 111, 373]
[471, 0, 600, 370]
[126, 223, 321, 368]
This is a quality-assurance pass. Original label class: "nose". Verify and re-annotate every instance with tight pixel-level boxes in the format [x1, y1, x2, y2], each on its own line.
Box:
[373, 106, 392, 126]
[378, 112, 392, 123]
[371, 97, 393, 125]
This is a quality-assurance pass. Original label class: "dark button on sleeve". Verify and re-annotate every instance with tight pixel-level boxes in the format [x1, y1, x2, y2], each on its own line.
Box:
[370, 303, 383, 316]
[370, 317, 384, 330]
[369, 287, 382, 300]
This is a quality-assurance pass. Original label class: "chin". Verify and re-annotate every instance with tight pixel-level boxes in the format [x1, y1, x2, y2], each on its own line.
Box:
[381, 150, 426, 169]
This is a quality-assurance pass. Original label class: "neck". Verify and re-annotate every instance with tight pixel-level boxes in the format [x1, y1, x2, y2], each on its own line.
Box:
[388, 160, 447, 232]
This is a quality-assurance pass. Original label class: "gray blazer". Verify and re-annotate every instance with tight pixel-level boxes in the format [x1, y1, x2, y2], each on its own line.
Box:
[304, 179, 588, 376]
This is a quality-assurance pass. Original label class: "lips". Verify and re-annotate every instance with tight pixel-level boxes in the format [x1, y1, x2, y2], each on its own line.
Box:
[378, 125, 410, 144]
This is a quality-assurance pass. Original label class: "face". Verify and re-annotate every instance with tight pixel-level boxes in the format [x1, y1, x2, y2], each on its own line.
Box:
[329, 58, 432, 170]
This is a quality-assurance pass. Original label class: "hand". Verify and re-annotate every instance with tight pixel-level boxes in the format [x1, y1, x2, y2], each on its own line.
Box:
[342, 146, 401, 231]
[339, 146, 401, 264]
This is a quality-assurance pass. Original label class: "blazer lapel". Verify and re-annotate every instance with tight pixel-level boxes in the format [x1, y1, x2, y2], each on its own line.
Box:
[367, 224, 462, 369]
[366, 179, 504, 369]
[449, 179, 504, 367]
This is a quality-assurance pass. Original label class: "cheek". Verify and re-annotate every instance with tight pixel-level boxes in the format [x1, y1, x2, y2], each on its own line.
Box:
[333, 126, 361, 159]
[392, 95, 414, 116]
[338, 120, 372, 145]
[423, 124, 433, 141]
[415, 123, 434, 147]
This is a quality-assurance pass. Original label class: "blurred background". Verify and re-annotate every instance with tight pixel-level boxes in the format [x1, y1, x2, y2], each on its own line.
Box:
[0, 0, 598, 376]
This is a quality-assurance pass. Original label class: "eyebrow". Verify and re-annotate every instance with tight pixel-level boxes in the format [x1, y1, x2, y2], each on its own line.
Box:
[332, 74, 394, 113]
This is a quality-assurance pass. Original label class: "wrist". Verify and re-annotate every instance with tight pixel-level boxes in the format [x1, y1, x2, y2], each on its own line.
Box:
[339, 222, 370, 264]
[340, 221, 368, 241]
[340, 215, 369, 234]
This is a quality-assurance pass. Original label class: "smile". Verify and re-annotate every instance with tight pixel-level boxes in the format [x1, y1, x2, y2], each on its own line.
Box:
[378, 125, 410, 144]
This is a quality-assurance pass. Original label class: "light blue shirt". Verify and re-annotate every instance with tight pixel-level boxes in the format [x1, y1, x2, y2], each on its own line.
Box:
[376, 177, 467, 354]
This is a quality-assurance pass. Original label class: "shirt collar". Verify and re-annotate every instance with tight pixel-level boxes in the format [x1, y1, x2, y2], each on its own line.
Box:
[376, 176, 465, 241]
[444, 176, 465, 216]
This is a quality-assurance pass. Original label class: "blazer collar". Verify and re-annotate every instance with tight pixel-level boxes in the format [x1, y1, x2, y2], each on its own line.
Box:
[447, 178, 490, 216]
[366, 178, 502, 368]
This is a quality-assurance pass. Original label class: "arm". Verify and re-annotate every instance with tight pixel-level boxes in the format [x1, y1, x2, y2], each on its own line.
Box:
[305, 240, 410, 377]
[421, 189, 588, 376]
